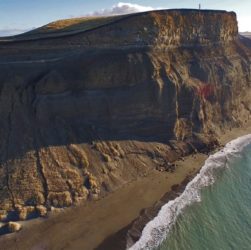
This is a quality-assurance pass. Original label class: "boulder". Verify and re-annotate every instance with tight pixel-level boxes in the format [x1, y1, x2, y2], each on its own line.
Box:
[7, 222, 22, 233]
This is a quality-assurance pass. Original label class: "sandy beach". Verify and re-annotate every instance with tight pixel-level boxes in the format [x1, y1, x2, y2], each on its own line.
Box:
[1, 123, 251, 250]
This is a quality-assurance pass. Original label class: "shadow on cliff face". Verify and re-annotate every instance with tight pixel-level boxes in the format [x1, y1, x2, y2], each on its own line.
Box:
[0, 48, 159, 157]
[0, 16, 250, 218]
[0, 47, 199, 163]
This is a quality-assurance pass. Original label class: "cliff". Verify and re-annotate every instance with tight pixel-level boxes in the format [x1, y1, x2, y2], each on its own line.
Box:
[0, 9, 250, 222]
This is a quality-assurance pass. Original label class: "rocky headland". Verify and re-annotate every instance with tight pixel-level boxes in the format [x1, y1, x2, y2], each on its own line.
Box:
[0, 8, 251, 248]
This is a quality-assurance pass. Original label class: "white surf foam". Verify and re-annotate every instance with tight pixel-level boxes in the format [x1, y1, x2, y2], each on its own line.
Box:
[128, 134, 251, 250]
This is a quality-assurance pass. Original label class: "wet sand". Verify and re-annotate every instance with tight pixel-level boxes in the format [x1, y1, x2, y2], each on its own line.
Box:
[0, 123, 251, 250]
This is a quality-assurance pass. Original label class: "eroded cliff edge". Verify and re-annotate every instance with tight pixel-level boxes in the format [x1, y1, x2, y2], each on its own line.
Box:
[0, 9, 250, 221]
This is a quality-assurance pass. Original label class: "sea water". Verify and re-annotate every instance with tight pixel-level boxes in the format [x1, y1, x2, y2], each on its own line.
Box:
[129, 134, 251, 250]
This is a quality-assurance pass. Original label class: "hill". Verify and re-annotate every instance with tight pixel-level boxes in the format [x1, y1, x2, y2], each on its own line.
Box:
[0, 10, 250, 235]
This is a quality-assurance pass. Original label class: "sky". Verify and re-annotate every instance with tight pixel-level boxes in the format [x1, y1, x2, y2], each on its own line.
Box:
[0, 0, 250, 36]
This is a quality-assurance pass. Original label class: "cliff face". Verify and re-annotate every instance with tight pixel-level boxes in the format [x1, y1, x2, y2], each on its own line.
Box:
[2, 10, 237, 47]
[0, 9, 251, 221]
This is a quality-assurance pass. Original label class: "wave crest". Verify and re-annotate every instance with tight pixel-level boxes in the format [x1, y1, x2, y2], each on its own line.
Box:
[128, 134, 251, 250]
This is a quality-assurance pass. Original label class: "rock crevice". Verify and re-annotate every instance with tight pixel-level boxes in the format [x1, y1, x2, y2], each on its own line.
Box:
[0, 9, 250, 220]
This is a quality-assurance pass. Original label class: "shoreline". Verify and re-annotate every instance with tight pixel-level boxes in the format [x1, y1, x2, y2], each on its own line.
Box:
[129, 132, 251, 249]
[0, 124, 251, 250]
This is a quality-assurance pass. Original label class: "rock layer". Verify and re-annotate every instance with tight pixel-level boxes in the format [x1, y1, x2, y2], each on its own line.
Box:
[0, 9, 250, 220]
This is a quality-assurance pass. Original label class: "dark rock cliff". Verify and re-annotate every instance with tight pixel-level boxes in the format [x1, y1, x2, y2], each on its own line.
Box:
[0, 9, 250, 220]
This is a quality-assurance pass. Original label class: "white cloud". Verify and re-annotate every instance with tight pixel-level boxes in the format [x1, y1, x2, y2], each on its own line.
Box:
[89, 2, 156, 16]
[237, 16, 251, 32]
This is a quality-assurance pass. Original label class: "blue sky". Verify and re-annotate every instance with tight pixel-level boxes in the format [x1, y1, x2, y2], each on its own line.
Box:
[0, 0, 250, 35]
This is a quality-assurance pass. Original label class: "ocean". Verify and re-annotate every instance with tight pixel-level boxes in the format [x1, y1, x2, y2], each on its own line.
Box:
[129, 134, 251, 250]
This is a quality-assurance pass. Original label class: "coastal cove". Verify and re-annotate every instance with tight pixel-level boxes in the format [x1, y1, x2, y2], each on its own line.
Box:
[0, 122, 251, 250]
[130, 133, 251, 249]
[158, 138, 251, 250]
[0, 8, 250, 250]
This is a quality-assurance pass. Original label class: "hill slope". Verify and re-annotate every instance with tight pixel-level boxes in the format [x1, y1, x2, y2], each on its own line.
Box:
[0, 9, 250, 222]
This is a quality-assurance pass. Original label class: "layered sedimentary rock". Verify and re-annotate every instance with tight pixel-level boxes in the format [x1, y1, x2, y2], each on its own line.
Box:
[0, 9, 250, 220]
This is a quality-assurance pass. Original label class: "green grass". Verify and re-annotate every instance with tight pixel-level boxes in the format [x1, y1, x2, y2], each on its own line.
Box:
[23, 15, 126, 38]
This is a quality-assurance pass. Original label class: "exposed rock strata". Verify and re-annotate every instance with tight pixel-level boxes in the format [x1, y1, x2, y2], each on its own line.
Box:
[0, 9, 250, 221]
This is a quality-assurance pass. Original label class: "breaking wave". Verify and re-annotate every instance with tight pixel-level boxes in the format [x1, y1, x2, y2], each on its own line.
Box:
[128, 134, 251, 250]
